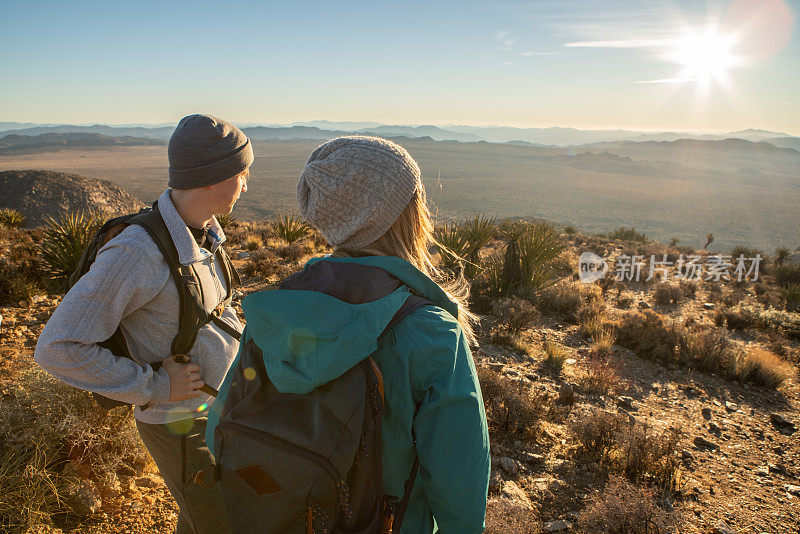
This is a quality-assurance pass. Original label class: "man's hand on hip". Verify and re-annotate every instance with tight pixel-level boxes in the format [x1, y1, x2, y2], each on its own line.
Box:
[163, 355, 205, 402]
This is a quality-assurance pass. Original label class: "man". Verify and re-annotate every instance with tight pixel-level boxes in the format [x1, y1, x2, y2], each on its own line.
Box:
[35, 114, 252, 534]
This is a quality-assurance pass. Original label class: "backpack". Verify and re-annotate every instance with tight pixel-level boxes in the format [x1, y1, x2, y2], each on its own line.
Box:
[212, 267, 431, 534]
[68, 201, 241, 411]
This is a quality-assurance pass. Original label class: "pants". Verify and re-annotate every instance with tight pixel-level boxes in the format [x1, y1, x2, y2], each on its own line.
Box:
[136, 417, 230, 534]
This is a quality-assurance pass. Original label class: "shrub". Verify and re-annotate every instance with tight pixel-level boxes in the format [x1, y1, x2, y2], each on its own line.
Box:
[563, 225, 577, 235]
[738, 347, 795, 388]
[774, 246, 791, 266]
[615, 311, 682, 364]
[242, 235, 263, 251]
[215, 212, 236, 230]
[607, 227, 648, 243]
[39, 212, 103, 284]
[779, 284, 800, 312]
[571, 412, 681, 491]
[577, 301, 607, 339]
[579, 360, 620, 395]
[542, 339, 570, 372]
[773, 263, 800, 288]
[730, 244, 763, 262]
[616, 295, 634, 309]
[577, 477, 684, 534]
[0, 228, 44, 305]
[270, 213, 310, 244]
[485, 222, 566, 296]
[534, 282, 584, 319]
[490, 331, 533, 357]
[0, 207, 25, 228]
[590, 329, 616, 358]
[653, 283, 683, 305]
[0, 365, 148, 530]
[477, 367, 541, 443]
[494, 297, 539, 334]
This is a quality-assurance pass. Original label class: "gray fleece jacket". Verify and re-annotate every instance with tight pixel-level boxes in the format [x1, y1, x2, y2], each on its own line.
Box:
[34, 188, 243, 424]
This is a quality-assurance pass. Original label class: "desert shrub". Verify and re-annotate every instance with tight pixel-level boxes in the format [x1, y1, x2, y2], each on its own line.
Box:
[485, 222, 566, 296]
[572, 412, 681, 491]
[730, 244, 763, 262]
[477, 367, 541, 443]
[715, 306, 759, 330]
[779, 284, 800, 312]
[653, 283, 683, 305]
[542, 339, 570, 372]
[242, 235, 263, 251]
[484, 497, 537, 533]
[490, 331, 533, 356]
[0, 207, 25, 228]
[242, 248, 281, 279]
[773, 263, 800, 288]
[0, 229, 45, 305]
[494, 297, 539, 334]
[533, 282, 590, 320]
[0, 365, 148, 530]
[577, 301, 607, 339]
[270, 213, 310, 244]
[579, 360, 620, 395]
[774, 246, 791, 266]
[577, 477, 683, 534]
[215, 212, 236, 230]
[676, 328, 738, 375]
[678, 280, 697, 299]
[590, 329, 616, 358]
[738, 347, 795, 388]
[615, 311, 683, 364]
[616, 295, 634, 309]
[563, 225, 577, 235]
[39, 212, 103, 284]
[607, 226, 648, 243]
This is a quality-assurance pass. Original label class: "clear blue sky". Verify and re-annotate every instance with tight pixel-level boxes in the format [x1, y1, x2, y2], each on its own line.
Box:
[1, 0, 798, 133]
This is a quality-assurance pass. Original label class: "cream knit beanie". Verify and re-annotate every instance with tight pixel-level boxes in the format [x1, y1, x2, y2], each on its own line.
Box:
[297, 136, 421, 251]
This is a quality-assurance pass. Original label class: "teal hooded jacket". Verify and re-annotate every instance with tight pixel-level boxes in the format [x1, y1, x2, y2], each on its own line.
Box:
[206, 255, 490, 533]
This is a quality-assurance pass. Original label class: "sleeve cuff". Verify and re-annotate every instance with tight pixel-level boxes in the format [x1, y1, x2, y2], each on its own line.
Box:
[150, 367, 172, 403]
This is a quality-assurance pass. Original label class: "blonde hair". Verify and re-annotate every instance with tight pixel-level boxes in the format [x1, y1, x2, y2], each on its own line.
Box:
[332, 185, 478, 346]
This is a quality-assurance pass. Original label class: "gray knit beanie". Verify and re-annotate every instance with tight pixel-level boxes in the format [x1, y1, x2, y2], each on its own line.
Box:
[298, 136, 421, 251]
[168, 114, 254, 189]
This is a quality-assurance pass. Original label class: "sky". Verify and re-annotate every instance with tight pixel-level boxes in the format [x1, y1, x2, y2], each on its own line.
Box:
[1, 0, 798, 134]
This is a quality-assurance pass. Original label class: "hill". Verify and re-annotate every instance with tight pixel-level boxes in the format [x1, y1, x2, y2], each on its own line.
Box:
[0, 170, 143, 227]
[0, 133, 164, 150]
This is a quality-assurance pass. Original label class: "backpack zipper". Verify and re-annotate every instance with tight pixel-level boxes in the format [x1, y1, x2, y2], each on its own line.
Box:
[216, 421, 342, 487]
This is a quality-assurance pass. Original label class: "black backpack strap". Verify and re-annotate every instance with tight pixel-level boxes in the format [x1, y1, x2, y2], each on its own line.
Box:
[129, 202, 206, 357]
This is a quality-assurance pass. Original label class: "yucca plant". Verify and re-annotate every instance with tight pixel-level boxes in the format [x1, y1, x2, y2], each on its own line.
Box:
[773, 263, 800, 287]
[774, 246, 791, 266]
[271, 213, 310, 244]
[0, 208, 25, 228]
[517, 222, 568, 292]
[434, 222, 471, 272]
[780, 284, 800, 312]
[215, 212, 236, 231]
[39, 212, 103, 282]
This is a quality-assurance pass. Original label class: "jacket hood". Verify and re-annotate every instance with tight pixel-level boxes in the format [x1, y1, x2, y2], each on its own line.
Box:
[241, 255, 458, 394]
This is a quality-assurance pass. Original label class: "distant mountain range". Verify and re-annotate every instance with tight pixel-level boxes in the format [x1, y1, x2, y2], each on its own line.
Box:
[0, 132, 164, 150]
[0, 122, 797, 149]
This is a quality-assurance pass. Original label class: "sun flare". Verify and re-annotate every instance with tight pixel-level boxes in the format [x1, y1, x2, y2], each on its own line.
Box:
[667, 29, 741, 85]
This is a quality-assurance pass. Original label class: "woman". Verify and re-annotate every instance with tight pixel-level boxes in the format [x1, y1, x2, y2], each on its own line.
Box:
[207, 136, 490, 533]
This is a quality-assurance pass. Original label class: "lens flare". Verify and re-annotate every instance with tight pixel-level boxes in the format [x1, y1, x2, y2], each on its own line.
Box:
[196, 403, 209, 412]
[243, 367, 256, 381]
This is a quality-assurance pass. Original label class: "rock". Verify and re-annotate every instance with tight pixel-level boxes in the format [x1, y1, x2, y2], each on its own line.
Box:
[134, 473, 162, 488]
[703, 302, 715, 309]
[237, 251, 251, 259]
[517, 452, 545, 465]
[770, 413, 796, 433]
[65, 479, 102, 516]
[488, 362, 504, 372]
[702, 407, 712, 420]
[755, 465, 770, 477]
[525, 373, 539, 381]
[499, 456, 519, 475]
[638, 302, 650, 310]
[712, 521, 734, 534]
[617, 396, 637, 411]
[694, 436, 720, 450]
[709, 422, 723, 434]
[564, 358, 576, 365]
[545, 519, 573, 532]
[786, 484, 800, 497]
[500, 480, 532, 510]
[768, 463, 787, 476]
[725, 401, 738, 413]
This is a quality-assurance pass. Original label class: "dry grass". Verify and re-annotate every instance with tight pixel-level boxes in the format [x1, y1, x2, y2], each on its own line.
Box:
[738, 347, 795, 389]
[590, 328, 616, 358]
[653, 283, 683, 305]
[0, 365, 148, 530]
[0, 227, 46, 305]
[484, 497, 537, 533]
[477, 367, 542, 443]
[571, 411, 682, 491]
[579, 360, 620, 395]
[494, 297, 539, 334]
[577, 476, 684, 534]
[542, 339, 571, 373]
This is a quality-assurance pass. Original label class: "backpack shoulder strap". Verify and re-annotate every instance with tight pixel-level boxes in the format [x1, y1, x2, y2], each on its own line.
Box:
[128, 202, 205, 357]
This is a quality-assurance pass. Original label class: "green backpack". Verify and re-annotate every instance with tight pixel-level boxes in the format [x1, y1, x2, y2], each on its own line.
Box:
[68, 201, 241, 410]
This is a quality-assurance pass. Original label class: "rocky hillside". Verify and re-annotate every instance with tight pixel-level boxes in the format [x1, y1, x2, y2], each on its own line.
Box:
[0, 133, 164, 151]
[0, 170, 143, 227]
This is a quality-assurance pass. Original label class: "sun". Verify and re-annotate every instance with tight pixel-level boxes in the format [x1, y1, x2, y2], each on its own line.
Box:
[667, 28, 741, 85]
